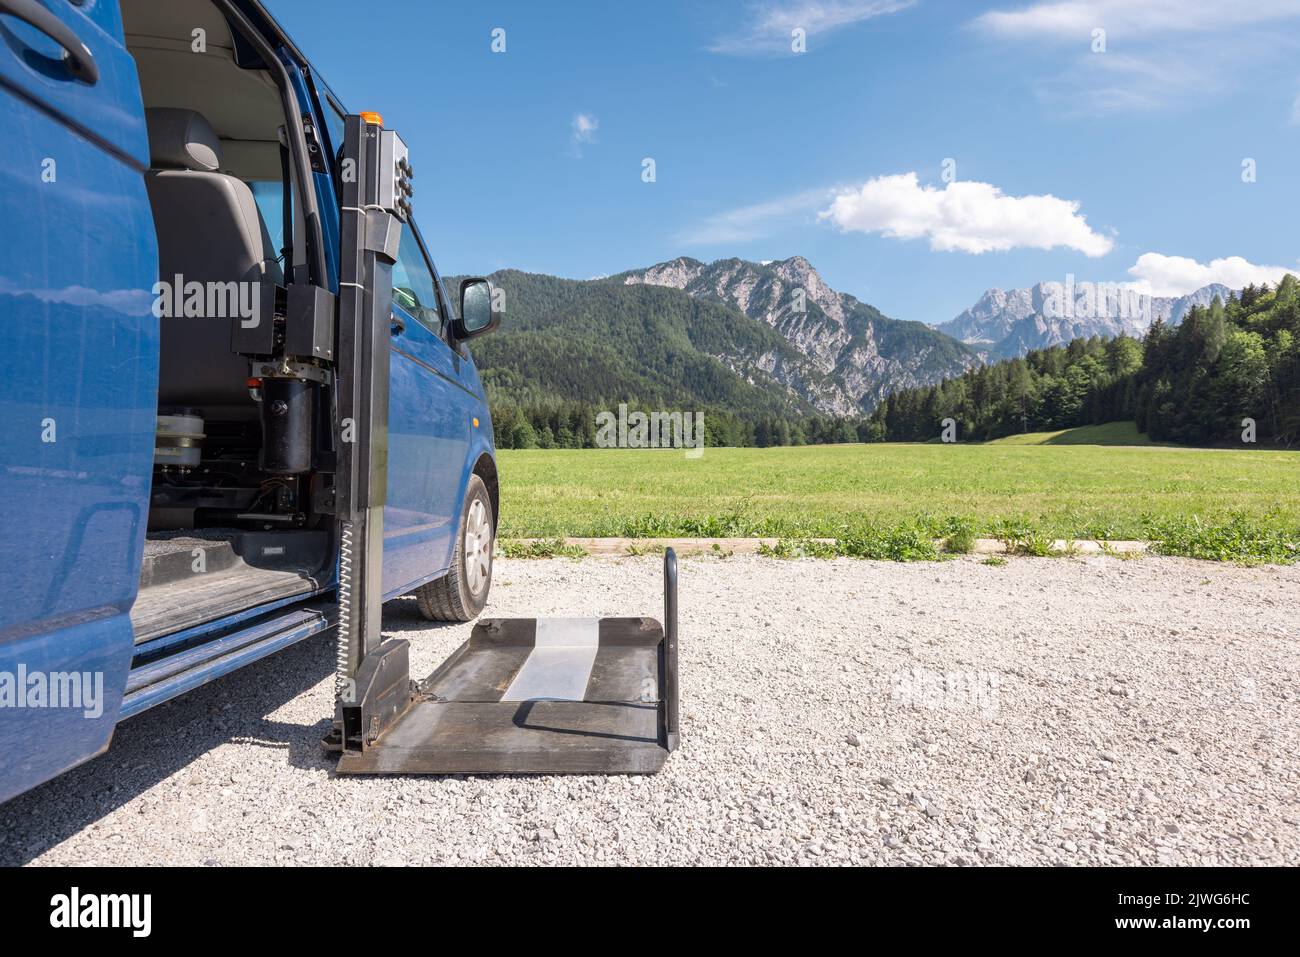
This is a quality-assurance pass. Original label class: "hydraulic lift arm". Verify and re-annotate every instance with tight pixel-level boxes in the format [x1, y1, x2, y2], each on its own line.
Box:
[325, 114, 410, 753]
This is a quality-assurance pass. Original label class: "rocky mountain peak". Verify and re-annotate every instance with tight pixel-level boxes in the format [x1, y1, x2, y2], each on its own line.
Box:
[766, 256, 845, 325]
[633, 256, 706, 290]
[619, 255, 977, 414]
[937, 281, 1239, 359]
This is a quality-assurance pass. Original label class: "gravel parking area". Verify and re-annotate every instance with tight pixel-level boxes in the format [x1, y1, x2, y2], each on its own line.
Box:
[3, 554, 1297, 866]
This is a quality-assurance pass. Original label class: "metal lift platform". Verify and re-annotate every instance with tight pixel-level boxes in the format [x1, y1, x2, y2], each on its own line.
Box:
[333, 550, 680, 776]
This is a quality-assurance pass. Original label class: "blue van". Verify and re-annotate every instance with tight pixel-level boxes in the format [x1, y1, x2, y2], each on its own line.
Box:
[0, 0, 502, 802]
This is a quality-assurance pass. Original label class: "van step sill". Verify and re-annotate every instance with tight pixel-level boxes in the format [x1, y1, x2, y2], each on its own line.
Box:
[130, 529, 328, 644]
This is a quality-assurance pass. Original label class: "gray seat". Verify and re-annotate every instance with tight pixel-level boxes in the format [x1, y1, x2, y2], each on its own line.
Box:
[144, 108, 283, 420]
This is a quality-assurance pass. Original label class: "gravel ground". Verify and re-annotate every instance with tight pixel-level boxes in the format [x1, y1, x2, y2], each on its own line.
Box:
[3, 554, 1297, 866]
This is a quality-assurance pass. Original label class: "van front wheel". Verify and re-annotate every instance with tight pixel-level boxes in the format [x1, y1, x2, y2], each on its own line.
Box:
[415, 474, 494, 621]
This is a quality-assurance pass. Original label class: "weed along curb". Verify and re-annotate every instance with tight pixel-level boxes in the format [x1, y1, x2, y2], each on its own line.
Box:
[501, 537, 1152, 559]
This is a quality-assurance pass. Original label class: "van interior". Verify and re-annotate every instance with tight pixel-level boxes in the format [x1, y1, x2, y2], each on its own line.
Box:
[121, 0, 335, 646]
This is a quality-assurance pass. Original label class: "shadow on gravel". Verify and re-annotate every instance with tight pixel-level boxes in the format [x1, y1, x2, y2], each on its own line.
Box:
[0, 600, 453, 866]
[380, 594, 468, 634]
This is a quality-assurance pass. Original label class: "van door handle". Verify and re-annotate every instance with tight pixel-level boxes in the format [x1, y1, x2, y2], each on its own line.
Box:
[0, 0, 99, 84]
[390, 312, 406, 335]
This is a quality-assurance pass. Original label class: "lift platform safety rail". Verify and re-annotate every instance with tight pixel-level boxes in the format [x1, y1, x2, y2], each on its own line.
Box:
[321, 115, 681, 775]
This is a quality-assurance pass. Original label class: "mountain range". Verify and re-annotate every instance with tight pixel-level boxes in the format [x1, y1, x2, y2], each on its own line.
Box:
[936, 282, 1233, 360]
[617, 256, 978, 414]
[465, 269, 827, 421]
[466, 256, 1239, 421]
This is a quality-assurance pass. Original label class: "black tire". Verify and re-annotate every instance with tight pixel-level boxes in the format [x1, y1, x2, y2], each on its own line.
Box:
[415, 474, 494, 621]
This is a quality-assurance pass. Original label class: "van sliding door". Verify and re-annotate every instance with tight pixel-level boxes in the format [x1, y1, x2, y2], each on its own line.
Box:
[0, 0, 159, 801]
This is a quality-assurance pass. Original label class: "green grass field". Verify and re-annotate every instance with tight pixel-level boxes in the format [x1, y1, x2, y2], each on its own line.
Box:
[983, 422, 1170, 446]
[496, 432, 1299, 561]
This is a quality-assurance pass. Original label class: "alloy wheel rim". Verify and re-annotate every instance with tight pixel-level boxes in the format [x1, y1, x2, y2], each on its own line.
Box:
[464, 498, 491, 594]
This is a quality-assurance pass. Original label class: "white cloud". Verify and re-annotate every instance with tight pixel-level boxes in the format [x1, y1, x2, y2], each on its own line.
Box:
[975, 0, 1300, 38]
[677, 188, 831, 245]
[818, 172, 1113, 256]
[570, 113, 598, 155]
[973, 1, 1300, 115]
[1027, 48, 1215, 114]
[710, 0, 915, 55]
[1128, 253, 1299, 297]
[571, 113, 599, 142]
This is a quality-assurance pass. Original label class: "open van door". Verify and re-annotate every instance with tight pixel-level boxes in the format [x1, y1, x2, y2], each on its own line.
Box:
[0, 0, 158, 801]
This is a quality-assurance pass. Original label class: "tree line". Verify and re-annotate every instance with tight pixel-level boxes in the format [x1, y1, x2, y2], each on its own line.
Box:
[489, 398, 874, 450]
[865, 276, 1300, 447]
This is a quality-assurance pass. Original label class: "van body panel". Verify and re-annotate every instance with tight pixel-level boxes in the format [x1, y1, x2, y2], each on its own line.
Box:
[0, 5, 159, 803]
[0, 0, 149, 169]
[383, 305, 473, 597]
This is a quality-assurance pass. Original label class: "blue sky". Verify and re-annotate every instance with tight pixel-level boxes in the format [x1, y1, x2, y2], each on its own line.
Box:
[267, 0, 1300, 325]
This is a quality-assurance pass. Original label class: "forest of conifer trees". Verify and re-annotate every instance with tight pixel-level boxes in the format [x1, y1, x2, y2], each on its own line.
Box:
[867, 277, 1299, 447]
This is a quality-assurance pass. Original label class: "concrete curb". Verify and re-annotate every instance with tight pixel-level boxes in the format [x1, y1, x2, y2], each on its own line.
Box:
[502, 537, 1150, 557]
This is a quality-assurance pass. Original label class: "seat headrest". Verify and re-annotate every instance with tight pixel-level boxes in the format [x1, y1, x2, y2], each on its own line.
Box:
[145, 108, 223, 171]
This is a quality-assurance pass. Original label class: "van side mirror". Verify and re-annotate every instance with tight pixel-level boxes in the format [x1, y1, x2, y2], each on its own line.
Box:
[454, 278, 502, 340]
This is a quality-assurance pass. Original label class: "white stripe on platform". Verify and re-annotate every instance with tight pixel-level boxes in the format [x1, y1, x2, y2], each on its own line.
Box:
[501, 618, 601, 702]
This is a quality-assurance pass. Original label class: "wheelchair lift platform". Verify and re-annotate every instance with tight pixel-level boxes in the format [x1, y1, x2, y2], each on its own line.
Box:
[332, 550, 681, 776]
